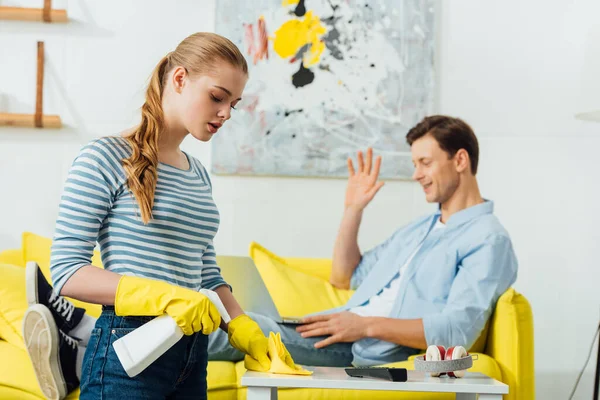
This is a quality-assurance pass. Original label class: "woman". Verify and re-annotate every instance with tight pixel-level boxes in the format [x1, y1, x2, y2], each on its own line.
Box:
[23, 32, 294, 399]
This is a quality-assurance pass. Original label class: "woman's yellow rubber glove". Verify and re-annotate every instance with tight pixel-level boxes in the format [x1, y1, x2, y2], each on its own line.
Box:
[228, 315, 299, 372]
[228, 314, 271, 371]
[114, 275, 221, 336]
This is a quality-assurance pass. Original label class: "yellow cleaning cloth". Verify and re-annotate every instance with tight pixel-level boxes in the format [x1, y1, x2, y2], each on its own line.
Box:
[267, 332, 313, 375]
[246, 332, 313, 375]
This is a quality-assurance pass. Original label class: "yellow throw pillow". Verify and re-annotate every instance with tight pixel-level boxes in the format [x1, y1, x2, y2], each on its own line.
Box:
[248, 242, 354, 317]
[0, 263, 28, 349]
[278, 256, 334, 282]
[22, 232, 53, 273]
[21, 232, 103, 318]
[0, 249, 25, 267]
[22, 232, 104, 273]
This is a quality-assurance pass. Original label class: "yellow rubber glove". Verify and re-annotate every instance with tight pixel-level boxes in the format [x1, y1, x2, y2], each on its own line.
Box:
[114, 275, 221, 336]
[228, 314, 271, 371]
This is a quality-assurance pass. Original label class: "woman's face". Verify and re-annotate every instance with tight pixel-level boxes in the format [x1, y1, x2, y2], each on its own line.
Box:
[172, 61, 247, 142]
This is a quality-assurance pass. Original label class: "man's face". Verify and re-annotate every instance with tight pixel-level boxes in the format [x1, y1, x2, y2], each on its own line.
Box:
[411, 134, 460, 204]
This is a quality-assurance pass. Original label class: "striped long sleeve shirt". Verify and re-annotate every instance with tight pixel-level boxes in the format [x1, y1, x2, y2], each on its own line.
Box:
[50, 136, 228, 294]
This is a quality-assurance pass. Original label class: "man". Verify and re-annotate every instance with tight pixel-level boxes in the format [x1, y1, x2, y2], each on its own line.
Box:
[23, 115, 517, 398]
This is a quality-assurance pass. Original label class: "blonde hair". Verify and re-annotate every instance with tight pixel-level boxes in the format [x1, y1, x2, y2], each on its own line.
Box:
[122, 32, 248, 224]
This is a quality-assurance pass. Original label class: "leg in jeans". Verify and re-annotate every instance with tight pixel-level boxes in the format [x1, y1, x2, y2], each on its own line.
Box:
[80, 308, 209, 399]
[167, 333, 209, 400]
[208, 311, 354, 367]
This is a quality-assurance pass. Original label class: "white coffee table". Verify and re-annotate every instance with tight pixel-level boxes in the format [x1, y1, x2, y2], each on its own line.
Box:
[242, 367, 508, 400]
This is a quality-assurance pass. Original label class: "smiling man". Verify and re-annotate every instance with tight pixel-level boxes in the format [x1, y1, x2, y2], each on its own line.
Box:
[208, 114, 518, 366]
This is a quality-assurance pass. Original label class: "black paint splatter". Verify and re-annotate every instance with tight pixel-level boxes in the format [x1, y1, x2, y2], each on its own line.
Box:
[292, 63, 314, 88]
[293, 0, 306, 17]
[370, 63, 375, 67]
[266, 130, 271, 135]
[327, 0, 339, 12]
[284, 109, 304, 117]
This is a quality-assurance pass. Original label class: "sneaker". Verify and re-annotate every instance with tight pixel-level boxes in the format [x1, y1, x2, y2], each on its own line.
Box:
[22, 304, 80, 400]
[26, 261, 85, 332]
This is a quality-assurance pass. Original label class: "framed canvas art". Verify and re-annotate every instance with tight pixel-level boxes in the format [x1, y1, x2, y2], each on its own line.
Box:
[212, 0, 436, 179]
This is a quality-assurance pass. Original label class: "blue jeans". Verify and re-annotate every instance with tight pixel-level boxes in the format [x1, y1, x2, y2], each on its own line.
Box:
[80, 307, 209, 400]
[208, 312, 354, 366]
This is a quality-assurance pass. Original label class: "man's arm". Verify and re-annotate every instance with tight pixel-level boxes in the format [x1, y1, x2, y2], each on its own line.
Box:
[365, 317, 427, 349]
[330, 148, 384, 289]
[330, 207, 363, 289]
[298, 312, 427, 349]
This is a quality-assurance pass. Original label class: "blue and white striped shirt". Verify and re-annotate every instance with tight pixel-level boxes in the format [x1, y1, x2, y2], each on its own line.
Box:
[50, 136, 227, 294]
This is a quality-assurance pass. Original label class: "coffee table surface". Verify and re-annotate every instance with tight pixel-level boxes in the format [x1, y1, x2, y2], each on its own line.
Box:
[242, 367, 508, 394]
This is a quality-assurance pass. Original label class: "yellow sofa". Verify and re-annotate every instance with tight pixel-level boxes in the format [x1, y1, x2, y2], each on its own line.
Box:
[0, 232, 534, 399]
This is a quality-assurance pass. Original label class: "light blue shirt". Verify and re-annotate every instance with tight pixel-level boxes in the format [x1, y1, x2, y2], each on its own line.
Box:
[321, 200, 518, 366]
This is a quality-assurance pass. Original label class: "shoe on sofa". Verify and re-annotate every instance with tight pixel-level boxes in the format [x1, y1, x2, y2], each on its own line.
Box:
[22, 304, 80, 400]
[26, 261, 85, 333]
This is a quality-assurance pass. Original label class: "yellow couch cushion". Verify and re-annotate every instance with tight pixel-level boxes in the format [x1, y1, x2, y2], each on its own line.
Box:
[0, 339, 45, 399]
[279, 256, 335, 282]
[0, 249, 25, 267]
[22, 232, 104, 271]
[0, 339, 80, 400]
[0, 264, 28, 349]
[22, 232, 53, 272]
[21, 232, 103, 319]
[248, 242, 354, 317]
[486, 288, 534, 400]
[207, 361, 238, 400]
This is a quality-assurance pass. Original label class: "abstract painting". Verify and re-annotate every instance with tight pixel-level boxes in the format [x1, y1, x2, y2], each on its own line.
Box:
[213, 0, 436, 179]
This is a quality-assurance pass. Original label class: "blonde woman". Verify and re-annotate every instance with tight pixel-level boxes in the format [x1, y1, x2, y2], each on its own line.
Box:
[22, 32, 295, 399]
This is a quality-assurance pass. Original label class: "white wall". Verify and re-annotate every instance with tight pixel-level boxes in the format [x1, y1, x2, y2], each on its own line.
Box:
[1, 1, 599, 398]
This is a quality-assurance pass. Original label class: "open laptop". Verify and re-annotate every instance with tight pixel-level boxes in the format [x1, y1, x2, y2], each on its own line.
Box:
[216, 255, 305, 324]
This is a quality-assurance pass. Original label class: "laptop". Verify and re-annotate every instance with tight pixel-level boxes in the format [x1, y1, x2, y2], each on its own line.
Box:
[215, 255, 305, 324]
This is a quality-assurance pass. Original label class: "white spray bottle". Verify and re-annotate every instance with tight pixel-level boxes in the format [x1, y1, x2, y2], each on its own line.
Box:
[112, 288, 231, 377]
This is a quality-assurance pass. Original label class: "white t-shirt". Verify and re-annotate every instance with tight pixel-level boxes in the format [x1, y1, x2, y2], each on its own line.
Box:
[349, 219, 445, 317]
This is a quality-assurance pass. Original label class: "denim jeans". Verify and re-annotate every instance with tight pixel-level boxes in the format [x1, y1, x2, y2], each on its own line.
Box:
[80, 307, 209, 400]
[208, 311, 354, 367]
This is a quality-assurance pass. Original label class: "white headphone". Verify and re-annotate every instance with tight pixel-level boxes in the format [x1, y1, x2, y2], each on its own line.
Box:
[424, 344, 469, 378]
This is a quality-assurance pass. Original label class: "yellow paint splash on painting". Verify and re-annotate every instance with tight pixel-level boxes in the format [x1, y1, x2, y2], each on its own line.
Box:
[272, 10, 327, 67]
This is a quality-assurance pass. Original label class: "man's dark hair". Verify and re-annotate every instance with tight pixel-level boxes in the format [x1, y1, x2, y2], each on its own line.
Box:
[406, 115, 479, 174]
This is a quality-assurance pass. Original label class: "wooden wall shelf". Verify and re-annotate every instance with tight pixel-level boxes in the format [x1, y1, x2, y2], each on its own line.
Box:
[0, 41, 63, 129]
[0, 0, 68, 23]
[0, 113, 62, 128]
